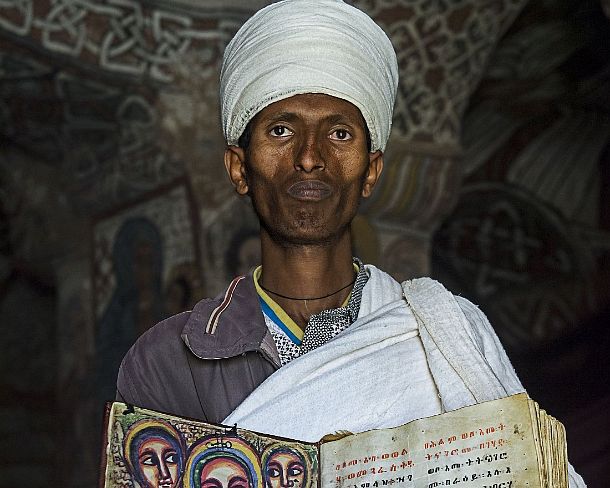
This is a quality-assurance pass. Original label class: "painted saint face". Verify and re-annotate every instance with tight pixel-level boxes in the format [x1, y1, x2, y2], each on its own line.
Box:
[265, 452, 305, 488]
[137, 436, 180, 488]
[200, 457, 252, 488]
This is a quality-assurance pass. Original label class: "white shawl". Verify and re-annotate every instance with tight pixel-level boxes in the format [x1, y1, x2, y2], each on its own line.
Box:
[224, 265, 586, 487]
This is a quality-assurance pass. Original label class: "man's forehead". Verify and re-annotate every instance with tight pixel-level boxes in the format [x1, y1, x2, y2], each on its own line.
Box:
[253, 93, 367, 126]
[220, 0, 398, 152]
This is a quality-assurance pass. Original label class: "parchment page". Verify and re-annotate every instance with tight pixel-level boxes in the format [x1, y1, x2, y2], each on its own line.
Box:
[528, 400, 545, 487]
[320, 394, 546, 488]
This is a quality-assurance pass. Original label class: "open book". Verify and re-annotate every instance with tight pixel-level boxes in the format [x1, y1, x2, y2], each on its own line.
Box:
[100, 393, 568, 488]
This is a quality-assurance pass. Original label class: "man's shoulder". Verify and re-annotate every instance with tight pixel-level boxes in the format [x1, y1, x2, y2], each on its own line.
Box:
[399, 276, 483, 319]
[368, 270, 486, 331]
[116, 275, 275, 420]
[117, 305, 205, 383]
[123, 274, 267, 362]
[127, 309, 196, 354]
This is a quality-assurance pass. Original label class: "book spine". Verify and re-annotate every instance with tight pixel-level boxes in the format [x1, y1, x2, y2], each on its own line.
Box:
[98, 402, 112, 488]
[317, 441, 322, 488]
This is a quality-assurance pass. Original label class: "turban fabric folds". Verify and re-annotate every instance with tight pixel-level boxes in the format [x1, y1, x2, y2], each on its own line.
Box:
[220, 0, 399, 152]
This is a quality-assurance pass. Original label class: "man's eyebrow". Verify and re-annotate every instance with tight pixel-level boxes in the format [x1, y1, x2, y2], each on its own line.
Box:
[263, 112, 300, 125]
[262, 112, 362, 126]
[325, 114, 361, 126]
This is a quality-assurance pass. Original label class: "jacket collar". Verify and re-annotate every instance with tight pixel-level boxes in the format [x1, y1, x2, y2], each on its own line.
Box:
[181, 274, 269, 360]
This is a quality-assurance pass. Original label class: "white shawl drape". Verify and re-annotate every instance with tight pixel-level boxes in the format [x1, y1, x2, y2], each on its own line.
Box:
[224, 266, 586, 487]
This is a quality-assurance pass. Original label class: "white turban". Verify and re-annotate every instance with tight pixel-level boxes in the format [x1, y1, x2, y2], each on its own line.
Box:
[220, 0, 399, 152]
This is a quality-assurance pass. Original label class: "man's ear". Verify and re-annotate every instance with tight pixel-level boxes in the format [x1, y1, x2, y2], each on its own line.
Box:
[224, 146, 249, 195]
[361, 151, 384, 198]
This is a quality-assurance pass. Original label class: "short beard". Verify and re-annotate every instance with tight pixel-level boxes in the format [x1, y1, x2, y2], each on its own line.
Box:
[248, 189, 362, 249]
[243, 156, 367, 248]
[264, 213, 350, 249]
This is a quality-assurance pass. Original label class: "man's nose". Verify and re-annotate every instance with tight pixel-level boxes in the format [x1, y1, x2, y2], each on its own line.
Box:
[294, 134, 325, 172]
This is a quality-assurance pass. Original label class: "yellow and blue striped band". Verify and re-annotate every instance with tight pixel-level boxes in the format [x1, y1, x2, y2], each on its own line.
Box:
[253, 266, 304, 345]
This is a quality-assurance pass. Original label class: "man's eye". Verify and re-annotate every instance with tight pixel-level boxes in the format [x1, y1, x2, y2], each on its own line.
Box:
[165, 451, 177, 464]
[270, 125, 293, 137]
[330, 129, 351, 140]
[288, 467, 303, 476]
[267, 467, 281, 478]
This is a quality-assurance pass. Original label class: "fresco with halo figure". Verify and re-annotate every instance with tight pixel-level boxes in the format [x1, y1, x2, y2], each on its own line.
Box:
[92, 181, 204, 407]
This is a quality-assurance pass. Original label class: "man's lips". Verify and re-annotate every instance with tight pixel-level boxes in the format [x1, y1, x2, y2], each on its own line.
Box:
[287, 180, 332, 201]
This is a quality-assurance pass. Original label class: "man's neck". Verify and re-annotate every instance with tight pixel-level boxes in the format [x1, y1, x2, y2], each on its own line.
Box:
[258, 231, 356, 330]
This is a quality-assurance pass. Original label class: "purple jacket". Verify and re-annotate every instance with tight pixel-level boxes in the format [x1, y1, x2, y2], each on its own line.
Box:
[116, 276, 280, 423]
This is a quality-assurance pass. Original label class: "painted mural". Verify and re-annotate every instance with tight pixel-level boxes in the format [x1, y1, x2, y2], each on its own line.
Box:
[93, 181, 204, 405]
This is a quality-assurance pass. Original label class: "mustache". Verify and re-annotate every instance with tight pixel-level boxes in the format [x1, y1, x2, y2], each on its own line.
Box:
[287, 179, 332, 192]
[287, 179, 332, 200]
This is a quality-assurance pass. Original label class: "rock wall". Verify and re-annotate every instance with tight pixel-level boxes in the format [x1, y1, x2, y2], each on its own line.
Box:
[0, 0, 608, 486]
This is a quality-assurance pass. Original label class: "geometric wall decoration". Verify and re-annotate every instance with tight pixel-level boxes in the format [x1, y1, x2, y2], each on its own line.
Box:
[0, 0, 241, 82]
[432, 183, 597, 349]
[359, 0, 526, 145]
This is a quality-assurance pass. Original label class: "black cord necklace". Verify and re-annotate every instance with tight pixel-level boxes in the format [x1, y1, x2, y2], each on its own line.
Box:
[259, 277, 356, 301]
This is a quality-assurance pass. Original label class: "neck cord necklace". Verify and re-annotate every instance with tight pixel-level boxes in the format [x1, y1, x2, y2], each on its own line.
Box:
[259, 277, 356, 301]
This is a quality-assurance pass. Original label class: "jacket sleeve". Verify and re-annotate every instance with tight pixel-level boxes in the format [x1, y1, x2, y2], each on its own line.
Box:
[112, 312, 211, 421]
[115, 350, 142, 405]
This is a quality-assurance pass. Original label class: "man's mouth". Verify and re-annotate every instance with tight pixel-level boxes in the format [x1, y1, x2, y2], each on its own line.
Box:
[287, 180, 332, 201]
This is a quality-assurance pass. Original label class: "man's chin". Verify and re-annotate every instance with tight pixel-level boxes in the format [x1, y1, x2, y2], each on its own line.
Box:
[265, 224, 341, 248]
[256, 205, 354, 247]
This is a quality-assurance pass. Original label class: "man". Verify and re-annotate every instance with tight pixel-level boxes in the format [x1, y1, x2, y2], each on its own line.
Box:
[117, 1, 585, 486]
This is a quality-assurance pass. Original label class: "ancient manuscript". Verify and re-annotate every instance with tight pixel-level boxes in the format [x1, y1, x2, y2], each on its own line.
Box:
[100, 393, 568, 488]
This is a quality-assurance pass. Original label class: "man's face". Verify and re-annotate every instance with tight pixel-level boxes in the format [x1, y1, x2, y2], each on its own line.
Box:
[225, 93, 383, 247]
